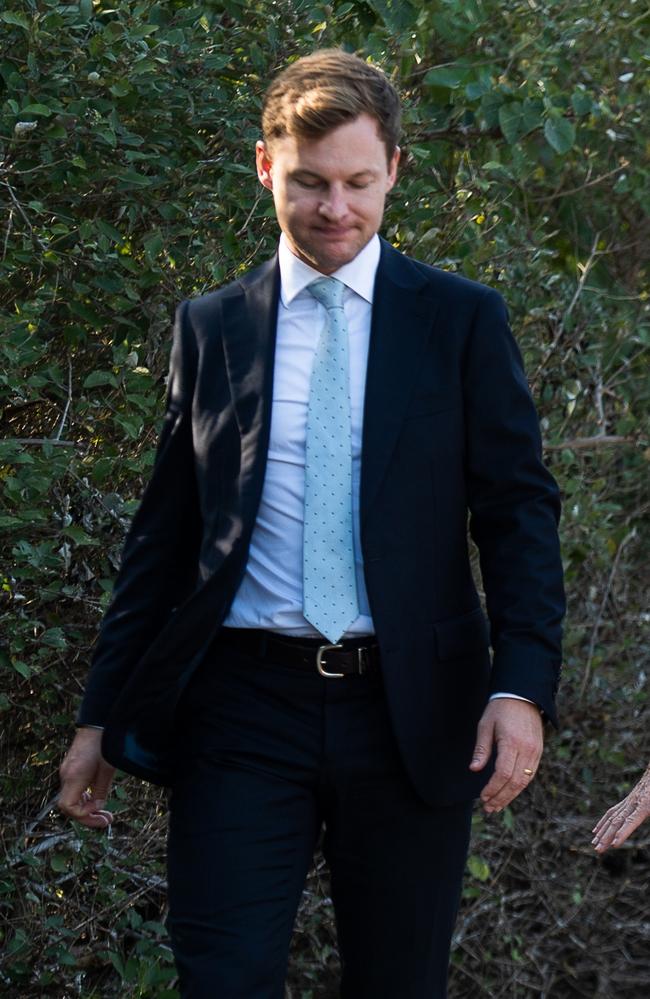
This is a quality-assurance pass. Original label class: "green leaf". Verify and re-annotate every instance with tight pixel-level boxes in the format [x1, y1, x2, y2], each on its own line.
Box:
[62, 525, 99, 546]
[0, 515, 22, 529]
[96, 220, 123, 243]
[480, 91, 503, 128]
[12, 660, 32, 679]
[1, 11, 30, 30]
[40, 627, 67, 649]
[367, 0, 416, 33]
[204, 54, 231, 70]
[467, 854, 491, 882]
[84, 370, 119, 389]
[465, 78, 492, 100]
[50, 853, 68, 872]
[424, 64, 470, 90]
[143, 231, 164, 259]
[97, 127, 117, 148]
[571, 90, 593, 116]
[110, 80, 132, 98]
[544, 115, 576, 154]
[19, 104, 53, 117]
[118, 169, 152, 188]
[498, 103, 525, 144]
[5, 928, 29, 955]
[108, 951, 126, 979]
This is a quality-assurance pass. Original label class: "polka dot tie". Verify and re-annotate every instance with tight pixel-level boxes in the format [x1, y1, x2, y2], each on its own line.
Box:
[303, 277, 359, 643]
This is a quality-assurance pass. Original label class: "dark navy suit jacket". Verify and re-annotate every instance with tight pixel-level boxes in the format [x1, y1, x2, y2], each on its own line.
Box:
[79, 238, 565, 805]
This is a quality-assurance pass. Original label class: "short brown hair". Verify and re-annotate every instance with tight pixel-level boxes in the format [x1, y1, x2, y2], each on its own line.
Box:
[262, 49, 401, 163]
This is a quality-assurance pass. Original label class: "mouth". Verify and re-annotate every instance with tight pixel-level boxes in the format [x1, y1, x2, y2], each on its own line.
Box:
[314, 226, 355, 238]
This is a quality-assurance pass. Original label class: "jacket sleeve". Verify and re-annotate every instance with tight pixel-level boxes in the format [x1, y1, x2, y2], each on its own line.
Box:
[77, 301, 203, 726]
[463, 287, 565, 723]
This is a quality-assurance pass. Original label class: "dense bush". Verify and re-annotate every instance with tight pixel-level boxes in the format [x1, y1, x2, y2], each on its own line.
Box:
[1, 1, 648, 995]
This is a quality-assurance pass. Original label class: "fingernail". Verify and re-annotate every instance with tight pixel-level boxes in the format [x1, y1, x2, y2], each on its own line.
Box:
[92, 811, 113, 827]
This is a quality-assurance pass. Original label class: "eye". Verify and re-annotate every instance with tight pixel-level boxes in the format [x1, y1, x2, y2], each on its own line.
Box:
[295, 177, 323, 189]
[348, 180, 371, 190]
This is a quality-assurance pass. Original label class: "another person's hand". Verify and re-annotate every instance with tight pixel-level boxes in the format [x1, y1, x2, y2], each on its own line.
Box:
[470, 698, 544, 814]
[58, 727, 115, 829]
[592, 763, 650, 853]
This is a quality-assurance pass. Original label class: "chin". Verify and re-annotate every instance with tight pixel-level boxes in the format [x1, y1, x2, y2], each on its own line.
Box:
[313, 244, 360, 272]
[292, 232, 364, 273]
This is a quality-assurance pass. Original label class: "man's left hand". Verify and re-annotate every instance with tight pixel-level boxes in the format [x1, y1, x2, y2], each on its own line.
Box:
[469, 698, 544, 814]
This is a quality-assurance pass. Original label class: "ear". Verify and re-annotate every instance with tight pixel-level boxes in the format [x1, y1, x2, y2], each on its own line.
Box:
[256, 140, 274, 191]
[386, 145, 400, 192]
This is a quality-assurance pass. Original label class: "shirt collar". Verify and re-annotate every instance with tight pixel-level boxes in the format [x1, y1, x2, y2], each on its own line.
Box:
[278, 233, 380, 308]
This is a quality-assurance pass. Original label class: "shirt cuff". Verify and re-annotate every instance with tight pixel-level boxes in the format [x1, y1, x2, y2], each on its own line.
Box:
[490, 692, 535, 705]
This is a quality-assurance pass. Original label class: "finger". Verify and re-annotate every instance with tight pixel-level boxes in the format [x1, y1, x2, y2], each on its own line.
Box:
[594, 802, 646, 852]
[91, 761, 116, 802]
[58, 776, 94, 820]
[89, 809, 114, 829]
[470, 719, 495, 773]
[75, 810, 114, 830]
[58, 779, 113, 822]
[486, 768, 536, 812]
[58, 784, 115, 827]
[611, 809, 647, 847]
[593, 829, 617, 853]
[593, 813, 625, 852]
[480, 745, 518, 811]
[592, 804, 620, 837]
[482, 748, 540, 813]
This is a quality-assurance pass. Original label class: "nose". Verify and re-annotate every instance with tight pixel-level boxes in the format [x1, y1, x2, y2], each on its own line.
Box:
[318, 184, 348, 221]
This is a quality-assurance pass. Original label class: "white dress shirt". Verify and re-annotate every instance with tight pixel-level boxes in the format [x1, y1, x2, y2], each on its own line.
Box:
[224, 233, 378, 636]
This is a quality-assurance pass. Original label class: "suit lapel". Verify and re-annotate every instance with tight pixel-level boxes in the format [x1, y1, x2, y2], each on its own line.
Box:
[220, 256, 282, 526]
[361, 241, 440, 522]
[218, 243, 439, 528]
[220, 255, 280, 443]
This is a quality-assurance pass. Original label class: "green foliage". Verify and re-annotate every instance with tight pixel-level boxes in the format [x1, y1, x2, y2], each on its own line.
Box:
[1, 0, 648, 996]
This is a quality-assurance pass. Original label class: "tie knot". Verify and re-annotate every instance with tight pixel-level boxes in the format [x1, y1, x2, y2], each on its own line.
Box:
[308, 276, 344, 311]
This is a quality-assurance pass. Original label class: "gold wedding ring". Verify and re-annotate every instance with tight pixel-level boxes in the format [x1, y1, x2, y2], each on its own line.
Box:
[523, 768, 534, 776]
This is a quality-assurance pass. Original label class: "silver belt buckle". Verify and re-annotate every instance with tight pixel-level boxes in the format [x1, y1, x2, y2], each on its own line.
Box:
[316, 643, 344, 678]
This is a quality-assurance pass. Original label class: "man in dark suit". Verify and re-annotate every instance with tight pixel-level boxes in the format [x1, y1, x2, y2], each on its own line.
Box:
[59, 49, 564, 998]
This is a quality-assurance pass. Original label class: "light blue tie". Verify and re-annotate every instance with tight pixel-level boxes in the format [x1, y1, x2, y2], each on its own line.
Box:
[303, 277, 359, 643]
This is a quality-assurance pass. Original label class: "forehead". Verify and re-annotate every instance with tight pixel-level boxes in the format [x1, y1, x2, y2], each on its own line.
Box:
[271, 114, 387, 174]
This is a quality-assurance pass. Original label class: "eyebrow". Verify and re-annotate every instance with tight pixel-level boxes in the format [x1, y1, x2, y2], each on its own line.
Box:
[291, 169, 378, 181]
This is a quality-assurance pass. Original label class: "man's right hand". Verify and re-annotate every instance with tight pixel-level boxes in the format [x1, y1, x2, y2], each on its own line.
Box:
[58, 727, 115, 829]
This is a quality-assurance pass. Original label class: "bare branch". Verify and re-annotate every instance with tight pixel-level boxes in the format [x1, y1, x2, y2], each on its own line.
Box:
[54, 358, 73, 441]
[543, 435, 636, 451]
[2, 206, 13, 261]
[2, 437, 86, 448]
[1, 179, 49, 251]
[528, 163, 629, 203]
[235, 191, 263, 238]
[532, 233, 602, 383]
[580, 528, 638, 700]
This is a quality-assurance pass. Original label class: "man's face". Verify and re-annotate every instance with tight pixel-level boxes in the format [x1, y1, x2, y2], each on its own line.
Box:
[256, 113, 400, 274]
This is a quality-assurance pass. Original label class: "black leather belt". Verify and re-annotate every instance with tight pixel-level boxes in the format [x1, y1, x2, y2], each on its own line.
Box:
[218, 628, 381, 678]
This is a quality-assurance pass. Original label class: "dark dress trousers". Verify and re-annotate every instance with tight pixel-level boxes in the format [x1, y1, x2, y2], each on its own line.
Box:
[77, 239, 564, 995]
